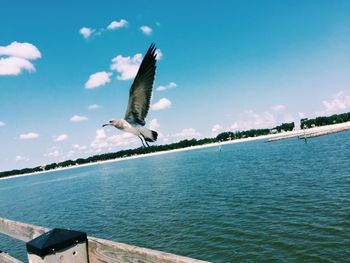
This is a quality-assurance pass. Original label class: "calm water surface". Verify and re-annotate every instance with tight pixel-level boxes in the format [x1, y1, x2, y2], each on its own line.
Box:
[0, 132, 349, 262]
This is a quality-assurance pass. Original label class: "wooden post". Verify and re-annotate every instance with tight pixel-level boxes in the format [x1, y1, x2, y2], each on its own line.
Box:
[26, 228, 88, 263]
[1, 217, 210, 263]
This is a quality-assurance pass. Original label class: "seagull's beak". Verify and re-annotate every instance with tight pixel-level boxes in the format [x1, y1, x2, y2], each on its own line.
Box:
[102, 123, 109, 127]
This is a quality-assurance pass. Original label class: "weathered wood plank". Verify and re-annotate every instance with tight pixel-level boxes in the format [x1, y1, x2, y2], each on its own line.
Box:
[0, 251, 23, 263]
[0, 218, 210, 263]
[0, 218, 48, 242]
[88, 237, 210, 263]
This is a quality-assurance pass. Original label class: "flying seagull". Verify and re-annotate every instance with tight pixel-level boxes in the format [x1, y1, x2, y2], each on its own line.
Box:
[102, 43, 158, 148]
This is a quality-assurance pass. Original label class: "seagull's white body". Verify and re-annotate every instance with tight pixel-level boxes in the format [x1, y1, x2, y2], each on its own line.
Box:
[103, 44, 158, 148]
[108, 119, 144, 137]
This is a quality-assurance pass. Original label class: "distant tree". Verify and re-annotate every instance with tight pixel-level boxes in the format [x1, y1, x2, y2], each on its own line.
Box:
[300, 112, 350, 128]
[274, 122, 294, 132]
[2, 111, 349, 179]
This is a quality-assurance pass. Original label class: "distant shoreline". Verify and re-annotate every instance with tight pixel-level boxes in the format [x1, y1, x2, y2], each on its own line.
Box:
[1, 121, 350, 181]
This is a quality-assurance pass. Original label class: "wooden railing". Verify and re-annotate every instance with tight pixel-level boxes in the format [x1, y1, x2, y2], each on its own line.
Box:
[0, 217, 210, 263]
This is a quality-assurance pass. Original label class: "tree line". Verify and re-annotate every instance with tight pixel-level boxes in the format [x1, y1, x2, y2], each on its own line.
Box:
[300, 112, 350, 129]
[1, 111, 349, 179]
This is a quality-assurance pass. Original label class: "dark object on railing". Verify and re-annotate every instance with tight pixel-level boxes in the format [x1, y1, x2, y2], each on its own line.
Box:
[1, 217, 210, 262]
[26, 228, 87, 257]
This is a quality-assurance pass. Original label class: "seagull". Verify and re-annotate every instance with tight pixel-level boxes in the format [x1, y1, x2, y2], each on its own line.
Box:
[102, 43, 158, 148]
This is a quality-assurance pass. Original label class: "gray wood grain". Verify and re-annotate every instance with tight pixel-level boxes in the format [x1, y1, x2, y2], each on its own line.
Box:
[88, 237, 210, 263]
[0, 217, 211, 263]
[0, 251, 23, 263]
[0, 217, 48, 242]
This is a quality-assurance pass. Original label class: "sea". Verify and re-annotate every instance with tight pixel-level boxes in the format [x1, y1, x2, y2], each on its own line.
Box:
[0, 131, 349, 262]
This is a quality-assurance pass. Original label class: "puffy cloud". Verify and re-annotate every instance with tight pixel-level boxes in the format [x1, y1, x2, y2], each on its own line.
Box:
[271, 104, 286, 112]
[0, 42, 41, 60]
[19, 132, 39, 140]
[298, 112, 305, 118]
[85, 71, 112, 89]
[157, 82, 176, 91]
[54, 134, 68, 142]
[0, 56, 35, 76]
[62, 144, 88, 159]
[45, 150, 60, 157]
[140, 25, 152, 35]
[72, 144, 87, 151]
[149, 118, 160, 130]
[70, 115, 88, 122]
[107, 19, 128, 30]
[88, 104, 101, 110]
[110, 53, 142, 80]
[0, 42, 41, 76]
[15, 155, 27, 161]
[155, 49, 163, 60]
[0, 121, 5, 127]
[173, 128, 200, 138]
[322, 91, 350, 113]
[151, 98, 172, 111]
[231, 110, 275, 131]
[90, 128, 137, 151]
[212, 124, 222, 133]
[79, 27, 94, 39]
[95, 129, 107, 140]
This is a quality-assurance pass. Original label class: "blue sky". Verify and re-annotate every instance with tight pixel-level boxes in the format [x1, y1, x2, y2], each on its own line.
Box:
[1, 0, 350, 171]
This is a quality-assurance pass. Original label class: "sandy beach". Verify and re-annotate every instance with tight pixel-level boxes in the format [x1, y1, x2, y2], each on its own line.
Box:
[1, 121, 350, 181]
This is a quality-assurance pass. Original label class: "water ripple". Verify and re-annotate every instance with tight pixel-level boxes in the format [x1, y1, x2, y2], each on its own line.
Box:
[0, 131, 349, 262]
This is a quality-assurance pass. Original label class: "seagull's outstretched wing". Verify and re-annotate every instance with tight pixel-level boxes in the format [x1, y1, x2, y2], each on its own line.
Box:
[124, 44, 157, 126]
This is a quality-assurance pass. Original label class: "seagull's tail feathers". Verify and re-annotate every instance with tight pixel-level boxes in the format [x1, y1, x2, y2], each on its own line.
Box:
[141, 128, 158, 142]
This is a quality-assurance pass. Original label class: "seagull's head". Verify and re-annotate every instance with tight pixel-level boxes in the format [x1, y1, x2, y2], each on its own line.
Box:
[102, 119, 123, 129]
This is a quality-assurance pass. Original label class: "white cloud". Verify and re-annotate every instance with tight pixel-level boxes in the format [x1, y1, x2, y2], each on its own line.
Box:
[107, 19, 128, 30]
[155, 49, 163, 60]
[15, 155, 28, 161]
[90, 128, 137, 151]
[54, 134, 68, 142]
[72, 144, 87, 151]
[0, 42, 41, 76]
[19, 132, 39, 140]
[231, 110, 275, 131]
[110, 53, 142, 80]
[0, 42, 41, 60]
[70, 115, 88, 122]
[322, 91, 350, 113]
[298, 112, 305, 118]
[271, 104, 286, 112]
[149, 118, 160, 130]
[45, 150, 60, 157]
[0, 56, 35, 76]
[15, 155, 24, 161]
[88, 104, 101, 110]
[212, 124, 222, 133]
[157, 82, 177, 91]
[65, 150, 76, 158]
[79, 27, 94, 39]
[85, 71, 112, 89]
[173, 128, 200, 138]
[0, 121, 5, 127]
[151, 98, 172, 111]
[140, 25, 152, 35]
[95, 129, 107, 140]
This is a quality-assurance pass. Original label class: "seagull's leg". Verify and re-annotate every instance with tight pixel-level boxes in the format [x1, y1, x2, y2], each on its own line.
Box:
[141, 135, 150, 148]
[138, 136, 146, 148]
